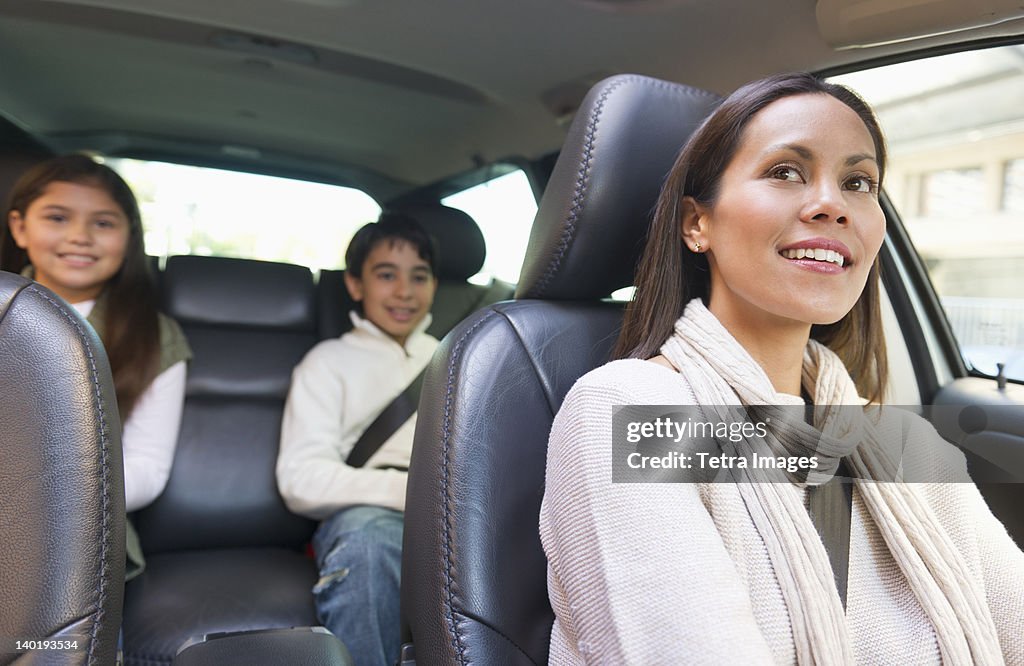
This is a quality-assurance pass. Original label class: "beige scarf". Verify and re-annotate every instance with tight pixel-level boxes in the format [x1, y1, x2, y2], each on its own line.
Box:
[659, 298, 1003, 665]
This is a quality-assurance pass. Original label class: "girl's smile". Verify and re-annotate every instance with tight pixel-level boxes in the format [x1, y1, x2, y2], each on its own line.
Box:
[7, 180, 130, 303]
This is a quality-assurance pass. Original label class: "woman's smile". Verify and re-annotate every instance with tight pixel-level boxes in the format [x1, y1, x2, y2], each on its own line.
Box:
[778, 237, 853, 272]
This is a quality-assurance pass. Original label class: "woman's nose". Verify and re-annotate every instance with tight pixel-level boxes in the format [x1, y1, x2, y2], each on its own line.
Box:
[801, 181, 848, 225]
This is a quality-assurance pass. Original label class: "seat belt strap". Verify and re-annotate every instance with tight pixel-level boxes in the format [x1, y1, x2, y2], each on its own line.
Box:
[807, 459, 853, 610]
[346, 368, 427, 468]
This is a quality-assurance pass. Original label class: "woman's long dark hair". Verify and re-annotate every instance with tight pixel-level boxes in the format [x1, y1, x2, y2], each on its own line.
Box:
[614, 73, 889, 403]
[2, 154, 160, 418]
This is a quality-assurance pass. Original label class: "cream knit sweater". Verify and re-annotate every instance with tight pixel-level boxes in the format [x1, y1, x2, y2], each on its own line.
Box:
[277, 312, 438, 518]
[539, 359, 1024, 665]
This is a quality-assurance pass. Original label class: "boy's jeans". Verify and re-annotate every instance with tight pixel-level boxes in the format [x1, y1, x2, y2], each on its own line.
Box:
[312, 505, 403, 666]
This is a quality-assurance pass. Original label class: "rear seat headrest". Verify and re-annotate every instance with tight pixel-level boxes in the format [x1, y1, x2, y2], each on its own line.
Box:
[394, 204, 485, 281]
[163, 255, 315, 331]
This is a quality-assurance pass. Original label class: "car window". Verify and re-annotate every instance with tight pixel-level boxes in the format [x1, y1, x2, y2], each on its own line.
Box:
[831, 45, 1024, 382]
[441, 168, 538, 284]
[107, 158, 382, 271]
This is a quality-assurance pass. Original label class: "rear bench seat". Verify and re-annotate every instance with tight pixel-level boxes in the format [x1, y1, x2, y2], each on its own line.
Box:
[123, 256, 320, 665]
[123, 206, 513, 664]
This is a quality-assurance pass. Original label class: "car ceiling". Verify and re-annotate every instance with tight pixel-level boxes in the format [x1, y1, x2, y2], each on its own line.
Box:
[1, 0, 1023, 199]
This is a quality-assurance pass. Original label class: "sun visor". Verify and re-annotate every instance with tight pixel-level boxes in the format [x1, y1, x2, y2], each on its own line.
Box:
[817, 0, 1024, 49]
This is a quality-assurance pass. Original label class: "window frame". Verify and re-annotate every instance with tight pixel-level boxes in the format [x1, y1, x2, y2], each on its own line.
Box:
[818, 36, 1024, 393]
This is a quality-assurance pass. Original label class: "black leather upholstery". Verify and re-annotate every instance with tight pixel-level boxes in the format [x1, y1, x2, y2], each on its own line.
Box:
[125, 550, 318, 662]
[163, 255, 315, 331]
[315, 269, 348, 340]
[397, 203, 486, 281]
[517, 76, 722, 300]
[138, 256, 316, 551]
[316, 204, 512, 340]
[423, 278, 514, 339]
[172, 627, 352, 666]
[123, 256, 319, 665]
[0, 271, 125, 666]
[404, 301, 622, 665]
[402, 75, 721, 664]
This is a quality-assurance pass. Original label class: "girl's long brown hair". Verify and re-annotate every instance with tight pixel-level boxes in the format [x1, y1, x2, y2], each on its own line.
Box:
[2, 154, 160, 418]
[614, 73, 889, 402]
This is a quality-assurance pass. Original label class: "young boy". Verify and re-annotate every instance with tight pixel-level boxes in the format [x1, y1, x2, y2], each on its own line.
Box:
[277, 213, 439, 666]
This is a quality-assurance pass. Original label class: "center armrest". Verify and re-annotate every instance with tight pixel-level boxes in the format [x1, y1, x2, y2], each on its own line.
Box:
[172, 627, 352, 666]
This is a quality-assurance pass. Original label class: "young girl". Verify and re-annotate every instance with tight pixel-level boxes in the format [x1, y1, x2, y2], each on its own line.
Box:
[1, 154, 190, 578]
[539, 74, 1024, 664]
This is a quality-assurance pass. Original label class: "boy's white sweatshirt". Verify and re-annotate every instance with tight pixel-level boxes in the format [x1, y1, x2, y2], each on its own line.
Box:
[277, 311, 438, 519]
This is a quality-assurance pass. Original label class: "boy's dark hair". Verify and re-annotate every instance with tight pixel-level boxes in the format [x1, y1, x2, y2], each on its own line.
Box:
[345, 211, 439, 278]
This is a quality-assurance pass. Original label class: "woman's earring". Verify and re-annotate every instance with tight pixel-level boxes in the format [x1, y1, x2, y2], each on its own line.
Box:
[693, 242, 702, 253]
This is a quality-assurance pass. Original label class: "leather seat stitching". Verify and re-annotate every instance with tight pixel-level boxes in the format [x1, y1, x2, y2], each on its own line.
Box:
[533, 76, 719, 297]
[452, 608, 539, 665]
[440, 309, 499, 664]
[27, 285, 114, 663]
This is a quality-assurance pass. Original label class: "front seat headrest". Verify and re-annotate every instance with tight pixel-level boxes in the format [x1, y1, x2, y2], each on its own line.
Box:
[517, 74, 722, 300]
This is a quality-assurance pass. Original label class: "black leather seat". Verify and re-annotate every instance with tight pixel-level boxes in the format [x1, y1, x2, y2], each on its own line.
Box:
[122, 256, 320, 665]
[0, 271, 125, 666]
[316, 204, 514, 341]
[402, 75, 722, 664]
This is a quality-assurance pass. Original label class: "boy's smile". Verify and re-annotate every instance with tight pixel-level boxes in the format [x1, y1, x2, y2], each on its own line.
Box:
[344, 239, 437, 346]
